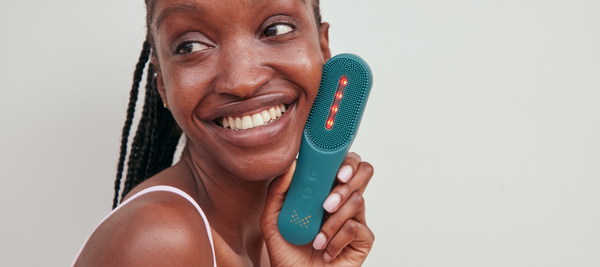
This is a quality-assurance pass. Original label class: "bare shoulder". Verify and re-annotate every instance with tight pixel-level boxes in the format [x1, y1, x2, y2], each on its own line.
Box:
[74, 189, 213, 267]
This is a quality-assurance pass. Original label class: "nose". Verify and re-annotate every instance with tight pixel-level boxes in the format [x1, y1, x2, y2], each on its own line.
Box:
[214, 39, 273, 98]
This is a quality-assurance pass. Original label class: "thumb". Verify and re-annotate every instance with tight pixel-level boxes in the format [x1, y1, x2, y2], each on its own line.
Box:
[261, 160, 297, 236]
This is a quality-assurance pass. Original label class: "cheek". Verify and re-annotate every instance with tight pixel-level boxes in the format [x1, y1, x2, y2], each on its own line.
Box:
[297, 54, 324, 99]
[265, 42, 325, 101]
[163, 65, 214, 132]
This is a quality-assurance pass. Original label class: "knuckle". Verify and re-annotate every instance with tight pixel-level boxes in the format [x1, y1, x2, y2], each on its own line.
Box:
[321, 216, 340, 234]
[359, 161, 374, 176]
[326, 240, 342, 255]
[349, 192, 365, 207]
[335, 183, 352, 199]
[364, 225, 375, 242]
[343, 220, 359, 234]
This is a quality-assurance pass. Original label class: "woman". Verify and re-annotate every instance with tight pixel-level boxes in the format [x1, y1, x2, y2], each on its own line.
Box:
[73, 0, 374, 266]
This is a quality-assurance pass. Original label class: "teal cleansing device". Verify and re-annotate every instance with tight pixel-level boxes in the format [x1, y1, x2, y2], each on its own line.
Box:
[277, 54, 373, 245]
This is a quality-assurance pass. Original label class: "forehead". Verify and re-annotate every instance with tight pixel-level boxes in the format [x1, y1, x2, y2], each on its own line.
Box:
[151, 0, 308, 30]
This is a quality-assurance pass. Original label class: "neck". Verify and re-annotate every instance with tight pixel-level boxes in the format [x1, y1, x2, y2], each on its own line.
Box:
[180, 142, 272, 255]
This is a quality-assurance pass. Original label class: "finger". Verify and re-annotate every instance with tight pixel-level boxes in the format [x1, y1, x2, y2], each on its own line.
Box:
[354, 161, 374, 195]
[336, 152, 362, 183]
[313, 192, 364, 250]
[260, 160, 297, 236]
[323, 161, 374, 214]
[323, 220, 374, 263]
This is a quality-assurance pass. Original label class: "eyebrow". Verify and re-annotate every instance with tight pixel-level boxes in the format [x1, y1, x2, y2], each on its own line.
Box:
[154, 0, 306, 30]
[155, 3, 202, 30]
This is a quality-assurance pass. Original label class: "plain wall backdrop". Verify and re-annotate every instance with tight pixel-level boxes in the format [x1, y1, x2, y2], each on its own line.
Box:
[1, 0, 599, 266]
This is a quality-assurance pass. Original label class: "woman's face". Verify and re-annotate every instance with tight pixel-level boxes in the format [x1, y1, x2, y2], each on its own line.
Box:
[151, 0, 331, 180]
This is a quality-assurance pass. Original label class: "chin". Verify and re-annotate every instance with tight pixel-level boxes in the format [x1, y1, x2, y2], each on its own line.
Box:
[229, 142, 300, 182]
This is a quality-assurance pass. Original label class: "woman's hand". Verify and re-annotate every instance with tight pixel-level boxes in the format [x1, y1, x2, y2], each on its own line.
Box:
[261, 152, 375, 266]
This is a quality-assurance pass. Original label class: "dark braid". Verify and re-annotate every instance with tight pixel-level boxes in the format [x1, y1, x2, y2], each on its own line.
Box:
[121, 69, 154, 199]
[143, 74, 159, 176]
[112, 41, 151, 209]
[113, 44, 182, 208]
[313, 0, 322, 26]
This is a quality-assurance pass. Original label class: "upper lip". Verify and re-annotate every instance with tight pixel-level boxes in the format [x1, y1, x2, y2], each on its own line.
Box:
[200, 92, 297, 122]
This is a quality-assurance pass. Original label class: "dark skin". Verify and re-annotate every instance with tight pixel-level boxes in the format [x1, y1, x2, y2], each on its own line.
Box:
[75, 0, 374, 266]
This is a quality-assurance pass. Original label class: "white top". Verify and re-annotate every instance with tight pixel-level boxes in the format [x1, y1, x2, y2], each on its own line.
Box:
[71, 185, 216, 267]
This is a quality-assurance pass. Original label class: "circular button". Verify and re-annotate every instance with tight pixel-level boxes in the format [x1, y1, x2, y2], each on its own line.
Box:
[302, 188, 313, 198]
[308, 169, 319, 180]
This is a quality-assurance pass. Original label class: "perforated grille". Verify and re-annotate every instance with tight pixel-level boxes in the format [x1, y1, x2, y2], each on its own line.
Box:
[305, 55, 371, 151]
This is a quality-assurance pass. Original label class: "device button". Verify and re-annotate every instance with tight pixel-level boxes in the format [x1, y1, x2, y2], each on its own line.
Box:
[302, 188, 313, 198]
[308, 169, 318, 180]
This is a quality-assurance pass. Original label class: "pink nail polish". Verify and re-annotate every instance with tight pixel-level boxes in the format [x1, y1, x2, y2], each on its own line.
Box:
[323, 193, 341, 213]
[337, 165, 352, 183]
[323, 252, 332, 262]
[313, 232, 326, 250]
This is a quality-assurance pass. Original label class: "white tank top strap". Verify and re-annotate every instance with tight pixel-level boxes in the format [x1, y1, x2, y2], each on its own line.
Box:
[71, 185, 217, 267]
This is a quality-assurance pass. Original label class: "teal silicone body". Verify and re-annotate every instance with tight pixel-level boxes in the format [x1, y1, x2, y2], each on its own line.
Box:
[278, 54, 373, 245]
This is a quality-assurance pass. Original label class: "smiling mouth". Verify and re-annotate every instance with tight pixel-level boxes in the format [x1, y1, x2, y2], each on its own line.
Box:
[215, 103, 289, 130]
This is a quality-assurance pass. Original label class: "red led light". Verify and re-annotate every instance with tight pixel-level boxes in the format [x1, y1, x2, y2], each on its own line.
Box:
[325, 76, 348, 130]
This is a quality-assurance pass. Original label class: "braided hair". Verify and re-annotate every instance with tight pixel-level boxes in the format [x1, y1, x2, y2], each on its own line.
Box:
[111, 39, 182, 209]
[112, 0, 322, 209]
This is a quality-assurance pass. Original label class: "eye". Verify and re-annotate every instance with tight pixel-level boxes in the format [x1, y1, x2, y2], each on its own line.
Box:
[177, 42, 211, 54]
[263, 24, 294, 37]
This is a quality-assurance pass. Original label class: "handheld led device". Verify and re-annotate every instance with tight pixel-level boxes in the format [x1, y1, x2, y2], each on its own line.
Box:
[278, 54, 373, 245]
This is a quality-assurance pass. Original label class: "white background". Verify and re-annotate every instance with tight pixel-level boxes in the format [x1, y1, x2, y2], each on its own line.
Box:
[1, 0, 599, 266]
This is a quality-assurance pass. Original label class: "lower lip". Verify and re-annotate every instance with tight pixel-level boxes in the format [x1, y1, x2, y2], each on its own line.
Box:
[207, 103, 297, 147]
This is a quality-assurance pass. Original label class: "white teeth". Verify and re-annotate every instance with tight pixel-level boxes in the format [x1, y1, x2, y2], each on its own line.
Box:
[220, 104, 289, 130]
[242, 116, 253, 129]
[228, 117, 235, 129]
[252, 113, 264, 127]
[261, 110, 270, 123]
[222, 117, 229, 128]
[235, 117, 242, 129]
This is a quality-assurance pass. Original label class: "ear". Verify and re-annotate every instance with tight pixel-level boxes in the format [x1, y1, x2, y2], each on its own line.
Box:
[151, 57, 168, 107]
[318, 22, 331, 62]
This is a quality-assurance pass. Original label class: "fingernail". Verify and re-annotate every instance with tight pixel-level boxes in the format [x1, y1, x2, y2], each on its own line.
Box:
[323, 252, 332, 262]
[313, 232, 327, 250]
[323, 193, 341, 213]
[337, 165, 353, 183]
